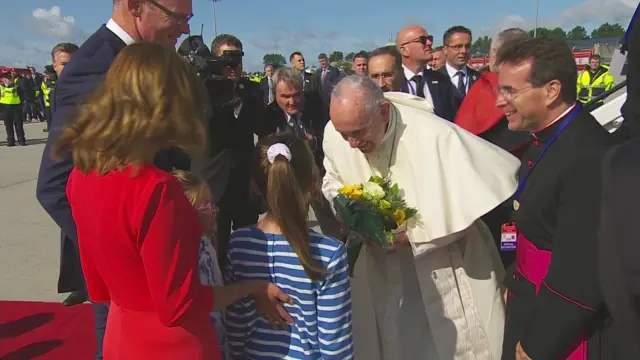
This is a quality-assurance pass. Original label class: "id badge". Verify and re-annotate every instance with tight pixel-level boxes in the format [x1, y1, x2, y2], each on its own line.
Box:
[500, 223, 518, 252]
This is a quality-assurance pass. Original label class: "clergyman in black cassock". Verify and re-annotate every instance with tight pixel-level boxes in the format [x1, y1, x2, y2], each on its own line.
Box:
[496, 37, 614, 360]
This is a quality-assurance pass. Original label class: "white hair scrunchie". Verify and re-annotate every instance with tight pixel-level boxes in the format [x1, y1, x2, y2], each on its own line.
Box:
[267, 143, 292, 164]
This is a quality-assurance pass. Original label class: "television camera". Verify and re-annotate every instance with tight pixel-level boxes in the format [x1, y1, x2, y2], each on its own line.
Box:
[178, 35, 240, 106]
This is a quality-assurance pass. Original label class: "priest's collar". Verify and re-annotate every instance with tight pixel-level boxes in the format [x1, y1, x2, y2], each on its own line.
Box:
[531, 103, 577, 143]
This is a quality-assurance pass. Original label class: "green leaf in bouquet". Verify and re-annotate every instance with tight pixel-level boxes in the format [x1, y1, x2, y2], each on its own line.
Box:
[332, 195, 387, 246]
[368, 176, 384, 185]
[344, 233, 364, 277]
[404, 207, 418, 219]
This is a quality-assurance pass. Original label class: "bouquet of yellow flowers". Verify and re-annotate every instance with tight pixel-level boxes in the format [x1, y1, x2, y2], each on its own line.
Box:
[333, 176, 418, 275]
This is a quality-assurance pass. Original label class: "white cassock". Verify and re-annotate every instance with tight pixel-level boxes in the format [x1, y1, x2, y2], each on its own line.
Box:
[321, 92, 520, 360]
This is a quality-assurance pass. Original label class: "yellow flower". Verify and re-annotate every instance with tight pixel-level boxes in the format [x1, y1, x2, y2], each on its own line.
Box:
[393, 209, 406, 226]
[350, 189, 363, 200]
[339, 184, 363, 198]
[379, 200, 391, 209]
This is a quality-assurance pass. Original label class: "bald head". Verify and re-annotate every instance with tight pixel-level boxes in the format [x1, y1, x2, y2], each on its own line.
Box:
[396, 26, 427, 47]
[330, 76, 390, 153]
[396, 25, 433, 69]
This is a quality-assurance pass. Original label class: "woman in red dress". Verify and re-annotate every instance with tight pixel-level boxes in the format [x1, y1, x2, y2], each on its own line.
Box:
[52, 42, 292, 360]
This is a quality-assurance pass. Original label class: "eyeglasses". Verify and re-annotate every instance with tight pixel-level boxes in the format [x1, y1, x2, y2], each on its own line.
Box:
[401, 35, 433, 47]
[146, 0, 193, 25]
[446, 43, 472, 52]
[495, 85, 535, 101]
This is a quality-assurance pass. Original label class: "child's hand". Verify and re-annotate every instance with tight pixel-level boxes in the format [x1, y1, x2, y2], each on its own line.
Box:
[252, 281, 294, 328]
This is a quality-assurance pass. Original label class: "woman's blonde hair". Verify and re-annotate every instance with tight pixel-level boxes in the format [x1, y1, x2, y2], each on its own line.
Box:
[52, 41, 208, 174]
[253, 133, 326, 282]
[172, 170, 211, 207]
[172, 170, 216, 240]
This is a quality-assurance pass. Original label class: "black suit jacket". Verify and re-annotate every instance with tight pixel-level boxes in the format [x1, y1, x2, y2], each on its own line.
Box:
[437, 65, 480, 111]
[400, 69, 458, 121]
[598, 138, 640, 358]
[35, 25, 189, 292]
[316, 65, 342, 97]
[259, 77, 272, 104]
[193, 79, 266, 203]
[262, 91, 329, 170]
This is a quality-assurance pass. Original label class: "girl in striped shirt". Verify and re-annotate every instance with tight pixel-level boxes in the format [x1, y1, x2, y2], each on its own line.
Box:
[225, 133, 354, 359]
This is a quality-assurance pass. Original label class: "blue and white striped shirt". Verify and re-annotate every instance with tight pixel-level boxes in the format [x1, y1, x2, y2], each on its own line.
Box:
[225, 227, 353, 360]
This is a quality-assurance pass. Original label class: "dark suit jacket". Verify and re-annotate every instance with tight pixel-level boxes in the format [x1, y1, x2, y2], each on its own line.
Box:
[315, 65, 341, 97]
[400, 69, 458, 121]
[598, 138, 640, 358]
[193, 78, 266, 203]
[262, 91, 329, 170]
[437, 65, 480, 111]
[259, 77, 272, 104]
[35, 25, 189, 293]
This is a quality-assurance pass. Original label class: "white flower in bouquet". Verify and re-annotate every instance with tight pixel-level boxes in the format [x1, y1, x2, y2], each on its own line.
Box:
[363, 181, 385, 199]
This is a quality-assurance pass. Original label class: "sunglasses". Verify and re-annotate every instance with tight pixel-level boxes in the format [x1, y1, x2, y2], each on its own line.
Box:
[401, 35, 433, 47]
[146, 0, 193, 25]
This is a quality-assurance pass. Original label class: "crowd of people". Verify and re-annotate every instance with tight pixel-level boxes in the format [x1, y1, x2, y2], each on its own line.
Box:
[4, 0, 635, 359]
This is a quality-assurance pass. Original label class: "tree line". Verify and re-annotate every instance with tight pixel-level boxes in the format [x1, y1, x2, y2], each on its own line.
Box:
[262, 22, 627, 68]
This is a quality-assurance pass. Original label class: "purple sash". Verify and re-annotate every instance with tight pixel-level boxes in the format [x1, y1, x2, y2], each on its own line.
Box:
[514, 233, 588, 360]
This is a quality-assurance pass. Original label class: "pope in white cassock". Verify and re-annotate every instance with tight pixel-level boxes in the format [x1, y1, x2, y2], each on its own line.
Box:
[321, 75, 520, 360]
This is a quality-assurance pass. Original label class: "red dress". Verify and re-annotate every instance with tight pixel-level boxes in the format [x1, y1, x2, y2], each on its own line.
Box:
[67, 165, 221, 360]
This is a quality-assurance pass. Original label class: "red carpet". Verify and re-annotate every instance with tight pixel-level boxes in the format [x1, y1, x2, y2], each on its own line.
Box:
[0, 301, 95, 360]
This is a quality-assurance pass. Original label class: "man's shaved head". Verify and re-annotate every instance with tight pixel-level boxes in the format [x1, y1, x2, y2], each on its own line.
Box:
[396, 25, 433, 65]
[396, 26, 427, 47]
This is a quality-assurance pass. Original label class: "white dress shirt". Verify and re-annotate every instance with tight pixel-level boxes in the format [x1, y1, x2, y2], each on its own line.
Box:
[106, 19, 135, 46]
[402, 65, 435, 109]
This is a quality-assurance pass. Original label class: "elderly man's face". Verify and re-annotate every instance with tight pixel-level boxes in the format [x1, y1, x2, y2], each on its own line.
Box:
[330, 94, 390, 154]
[275, 81, 303, 116]
[135, 0, 192, 47]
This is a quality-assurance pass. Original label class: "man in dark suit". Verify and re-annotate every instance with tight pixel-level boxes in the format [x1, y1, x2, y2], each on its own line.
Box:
[316, 53, 342, 100]
[261, 67, 341, 239]
[259, 63, 275, 104]
[438, 25, 480, 113]
[192, 34, 263, 267]
[290, 51, 323, 97]
[396, 25, 458, 121]
[36, 1, 192, 358]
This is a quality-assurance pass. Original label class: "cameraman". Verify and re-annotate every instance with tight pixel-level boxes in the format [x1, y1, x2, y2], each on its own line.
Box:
[196, 34, 265, 266]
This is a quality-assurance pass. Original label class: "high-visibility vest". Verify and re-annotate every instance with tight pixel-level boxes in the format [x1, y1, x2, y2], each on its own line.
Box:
[0, 85, 21, 105]
[41, 80, 55, 107]
[576, 67, 614, 103]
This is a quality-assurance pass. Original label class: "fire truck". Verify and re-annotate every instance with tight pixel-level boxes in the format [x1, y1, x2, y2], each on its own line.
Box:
[0, 66, 31, 77]
[467, 37, 620, 72]
[468, 49, 595, 71]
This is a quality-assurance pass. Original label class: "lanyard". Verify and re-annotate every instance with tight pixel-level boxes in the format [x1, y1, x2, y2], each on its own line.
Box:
[406, 79, 417, 95]
[514, 105, 581, 202]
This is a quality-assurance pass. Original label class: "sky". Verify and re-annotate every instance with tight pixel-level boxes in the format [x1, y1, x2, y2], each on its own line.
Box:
[1, 0, 638, 72]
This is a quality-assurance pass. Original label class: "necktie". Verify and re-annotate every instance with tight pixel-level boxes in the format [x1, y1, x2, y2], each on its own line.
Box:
[456, 71, 466, 98]
[411, 75, 425, 98]
[268, 77, 274, 103]
[321, 69, 327, 84]
[301, 74, 306, 90]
